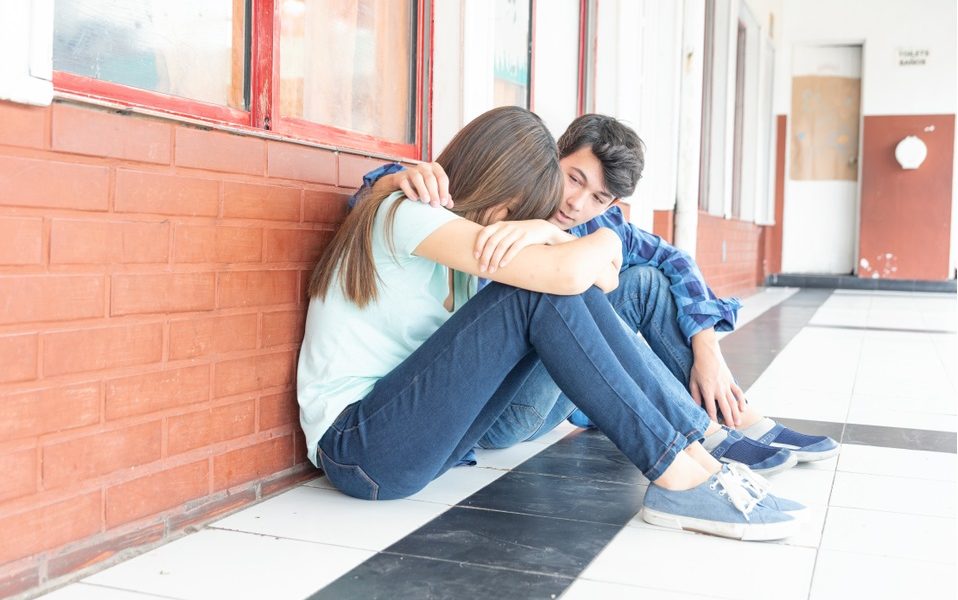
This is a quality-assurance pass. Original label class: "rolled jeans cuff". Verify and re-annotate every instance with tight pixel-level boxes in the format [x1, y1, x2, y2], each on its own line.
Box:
[644, 430, 691, 482]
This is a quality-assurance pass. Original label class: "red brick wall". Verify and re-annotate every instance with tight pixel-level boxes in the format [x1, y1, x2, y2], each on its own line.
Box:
[652, 210, 675, 244]
[0, 100, 386, 594]
[695, 211, 769, 299]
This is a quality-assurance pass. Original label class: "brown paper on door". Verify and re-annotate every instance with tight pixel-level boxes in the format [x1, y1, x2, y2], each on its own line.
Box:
[789, 75, 861, 181]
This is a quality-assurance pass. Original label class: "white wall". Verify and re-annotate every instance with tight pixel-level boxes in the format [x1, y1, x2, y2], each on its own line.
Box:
[531, 0, 580, 140]
[776, 0, 958, 275]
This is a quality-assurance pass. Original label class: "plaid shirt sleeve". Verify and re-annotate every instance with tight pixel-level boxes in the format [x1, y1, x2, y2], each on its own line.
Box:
[347, 162, 405, 209]
[571, 206, 741, 342]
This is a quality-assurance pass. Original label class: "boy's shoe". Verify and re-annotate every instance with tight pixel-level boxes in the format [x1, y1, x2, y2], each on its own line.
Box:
[742, 417, 840, 462]
[726, 463, 807, 516]
[702, 426, 798, 476]
[640, 465, 799, 541]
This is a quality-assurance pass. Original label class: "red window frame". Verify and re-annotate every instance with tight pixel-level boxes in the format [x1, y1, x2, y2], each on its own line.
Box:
[52, 1, 429, 160]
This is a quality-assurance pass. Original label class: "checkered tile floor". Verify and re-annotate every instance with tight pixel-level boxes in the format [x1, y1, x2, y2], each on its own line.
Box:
[40, 288, 957, 600]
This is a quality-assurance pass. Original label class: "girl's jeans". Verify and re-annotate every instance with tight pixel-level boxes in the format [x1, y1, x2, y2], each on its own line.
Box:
[317, 282, 709, 500]
[478, 265, 697, 449]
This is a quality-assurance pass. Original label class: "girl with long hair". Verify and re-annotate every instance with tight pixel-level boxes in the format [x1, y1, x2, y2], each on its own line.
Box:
[298, 106, 801, 541]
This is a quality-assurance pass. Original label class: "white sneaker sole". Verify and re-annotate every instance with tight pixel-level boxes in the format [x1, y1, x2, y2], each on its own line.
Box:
[640, 507, 801, 541]
[788, 445, 841, 463]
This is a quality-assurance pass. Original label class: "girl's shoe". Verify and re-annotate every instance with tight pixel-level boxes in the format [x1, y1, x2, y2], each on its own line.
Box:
[742, 417, 840, 462]
[702, 426, 798, 476]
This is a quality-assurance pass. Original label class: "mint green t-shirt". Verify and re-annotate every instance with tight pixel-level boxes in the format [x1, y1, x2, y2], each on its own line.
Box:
[297, 192, 477, 467]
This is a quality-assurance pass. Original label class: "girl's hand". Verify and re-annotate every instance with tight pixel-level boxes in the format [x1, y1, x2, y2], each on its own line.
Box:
[474, 220, 574, 273]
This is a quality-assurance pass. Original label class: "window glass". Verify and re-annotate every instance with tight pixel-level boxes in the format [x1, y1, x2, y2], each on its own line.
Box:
[493, 0, 530, 108]
[53, 0, 247, 110]
[279, 0, 417, 144]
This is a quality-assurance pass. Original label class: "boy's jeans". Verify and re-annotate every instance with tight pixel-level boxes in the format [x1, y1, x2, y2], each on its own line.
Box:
[478, 265, 695, 449]
[317, 283, 709, 500]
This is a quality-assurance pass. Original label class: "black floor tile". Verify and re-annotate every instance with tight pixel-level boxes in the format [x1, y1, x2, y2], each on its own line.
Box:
[460, 470, 644, 526]
[768, 417, 846, 441]
[308, 553, 571, 600]
[386, 506, 623, 576]
[843, 423, 957, 454]
[513, 434, 646, 485]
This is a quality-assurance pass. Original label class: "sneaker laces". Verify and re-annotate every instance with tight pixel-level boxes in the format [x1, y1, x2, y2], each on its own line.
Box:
[710, 468, 759, 520]
[727, 463, 770, 501]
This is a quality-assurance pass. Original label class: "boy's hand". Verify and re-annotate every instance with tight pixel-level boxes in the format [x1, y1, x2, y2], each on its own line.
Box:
[389, 162, 452, 208]
[474, 220, 573, 272]
[689, 329, 747, 427]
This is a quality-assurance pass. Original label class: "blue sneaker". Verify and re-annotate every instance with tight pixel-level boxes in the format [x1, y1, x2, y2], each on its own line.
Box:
[726, 463, 807, 516]
[702, 426, 797, 476]
[742, 418, 840, 462]
[641, 465, 799, 541]
[567, 408, 595, 429]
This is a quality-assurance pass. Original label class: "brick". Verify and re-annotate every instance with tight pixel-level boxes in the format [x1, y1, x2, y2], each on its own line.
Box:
[43, 421, 162, 488]
[0, 491, 101, 565]
[0, 383, 100, 442]
[259, 391, 298, 430]
[214, 351, 295, 398]
[52, 104, 172, 164]
[112, 272, 216, 316]
[267, 141, 337, 184]
[0, 333, 37, 383]
[173, 225, 263, 263]
[115, 170, 219, 217]
[43, 323, 163, 376]
[169, 313, 257, 360]
[339, 153, 385, 189]
[0, 449, 36, 503]
[48, 523, 164, 579]
[304, 190, 350, 224]
[265, 228, 332, 263]
[0, 216, 42, 265]
[261, 465, 318, 497]
[51, 219, 170, 264]
[175, 127, 265, 175]
[167, 400, 255, 455]
[0, 100, 47, 149]
[223, 182, 301, 221]
[105, 461, 209, 528]
[105, 364, 210, 420]
[293, 429, 308, 464]
[213, 435, 293, 491]
[0, 565, 40, 599]
[0, 275, 104, 325]
[262, 309, 305, 348]
[0, 155, 109, 211]
[169, 488, 256, 532]
[217, 270, 299, 308]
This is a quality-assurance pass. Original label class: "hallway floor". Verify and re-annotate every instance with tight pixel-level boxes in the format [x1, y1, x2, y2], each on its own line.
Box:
[39, 288, 957, 600]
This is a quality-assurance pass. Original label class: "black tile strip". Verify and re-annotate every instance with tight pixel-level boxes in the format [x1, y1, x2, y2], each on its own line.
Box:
[766, 274, 957, 293]
[307, 552, 570, 600]
[843, 422, 957, 454]
[805, 323, 956, 335]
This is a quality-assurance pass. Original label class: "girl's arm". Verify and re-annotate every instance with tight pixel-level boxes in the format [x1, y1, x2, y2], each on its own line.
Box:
[415, 218, 622, 294]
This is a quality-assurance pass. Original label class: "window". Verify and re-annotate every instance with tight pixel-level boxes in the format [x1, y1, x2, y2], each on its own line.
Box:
[492, 0, 531, 109]
[51, 0, 425, 158]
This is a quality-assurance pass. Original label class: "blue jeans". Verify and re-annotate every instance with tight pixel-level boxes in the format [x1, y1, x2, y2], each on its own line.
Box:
[478, 266, 694, 449]
[317, 283, 709, 500]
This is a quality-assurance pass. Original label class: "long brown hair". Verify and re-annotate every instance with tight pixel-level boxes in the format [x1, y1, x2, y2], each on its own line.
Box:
[308, 106, 563, 307]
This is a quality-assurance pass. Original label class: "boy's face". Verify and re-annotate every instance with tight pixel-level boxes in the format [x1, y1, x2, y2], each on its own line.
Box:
[548, 146, 619, 230]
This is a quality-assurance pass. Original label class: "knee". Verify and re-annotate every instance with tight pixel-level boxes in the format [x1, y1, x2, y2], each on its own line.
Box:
[621, 265, 668, 292]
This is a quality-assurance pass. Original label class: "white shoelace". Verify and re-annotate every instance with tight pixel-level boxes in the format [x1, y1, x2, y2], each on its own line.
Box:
[727, 463, 771, 501]
[709, 468, 759, 520]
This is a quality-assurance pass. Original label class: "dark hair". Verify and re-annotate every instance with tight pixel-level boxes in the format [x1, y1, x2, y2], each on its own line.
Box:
[556, 114, 646, 199]
[308, 106, 563, 307]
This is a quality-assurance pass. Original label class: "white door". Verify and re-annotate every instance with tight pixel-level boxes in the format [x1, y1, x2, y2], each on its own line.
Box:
[782, 45, 862, 274]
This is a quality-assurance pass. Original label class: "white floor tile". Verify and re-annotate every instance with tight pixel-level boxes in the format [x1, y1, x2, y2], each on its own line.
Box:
[84, 529, 372, 600]
[563, 578, 722, 600]
[767, 466, 835, 508]
[845, 400, 957, 432]
[528, 420, 577, 445]
[405, 464, 506, 505]
[209, 486, 448, 551]
[39, 584, 172, 600]
[811, 549, 956, 600]
[821, 506, 956, 564]
[746, 383, 852, 423]
[472, 439, 553, 470]
[830, 471, 956, 518]
[579, 525, 816, 600]
[837, 444, 956, 481]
